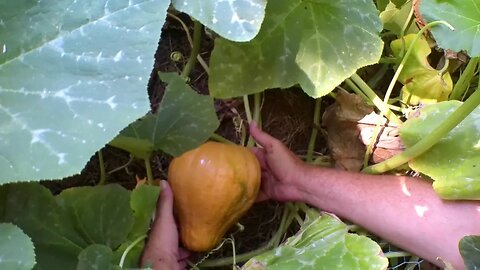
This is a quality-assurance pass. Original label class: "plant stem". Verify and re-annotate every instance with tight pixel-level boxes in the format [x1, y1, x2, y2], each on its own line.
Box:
[167, 13, 209, 74]
[348, 75, 402, 123]
[363, 86, 480, 174]
[243, 95, 253, 124]
[97, 150, 107, 185]
[253, 93, 261, 124]
[119, 235, 147, 267]
[144, 157, 154, 185]
[384, 251, 411, 258]
[451, 57, 479, 100]
[210, 133, 235, 144]
[307, 98, 321, 163]
[247, 93, 262, 147]
[180, 20, 202, 79]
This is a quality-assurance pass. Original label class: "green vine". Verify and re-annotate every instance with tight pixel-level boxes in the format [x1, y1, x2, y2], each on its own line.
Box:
[119, 234, 147, 268]
[306, 98, 322, 163]
[144, 157, 154, 185]
[180, 20, 203, 79]
[450, 57, 479, 101]
[97, 150, 107, 185]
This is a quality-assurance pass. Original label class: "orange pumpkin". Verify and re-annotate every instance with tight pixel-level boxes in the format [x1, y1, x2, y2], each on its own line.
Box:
[168, 141, 261, 252]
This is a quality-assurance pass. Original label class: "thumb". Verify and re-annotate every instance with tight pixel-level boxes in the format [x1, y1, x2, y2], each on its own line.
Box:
[157, 180, 174, 217]
[249, 121, 276, 153]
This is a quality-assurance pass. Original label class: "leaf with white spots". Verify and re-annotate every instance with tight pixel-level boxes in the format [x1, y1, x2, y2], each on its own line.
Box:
[111, 73, 219, 158]
[209, 0, 383, 98]
[172, 0, 266, 42]
[400, 101, 480, 200]
[459, 235, 480, 269]
[242, 210, 388, 270]
[0, 0, 169, 183]
[0, 223, 36, 270]
[77, 244, 115, 270]
[420, 0, 480, 56]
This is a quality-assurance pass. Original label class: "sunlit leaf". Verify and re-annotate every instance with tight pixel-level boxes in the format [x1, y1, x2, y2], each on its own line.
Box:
[242, 210, 388, 270]
[0, 223, 36, 270]
[380, 1, 418, 36]
[400, 101, 480, 199]
[172, 0, 266, 42]
[391, 34, 453, 105]
[110, 73, 219, 158]
[209, 0, 383, 98]
[420, 0, 480, 56]
[0, 0, 169, 183]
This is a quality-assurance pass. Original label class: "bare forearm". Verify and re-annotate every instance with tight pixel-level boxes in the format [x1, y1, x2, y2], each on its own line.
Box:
[296, 166, 480, 269]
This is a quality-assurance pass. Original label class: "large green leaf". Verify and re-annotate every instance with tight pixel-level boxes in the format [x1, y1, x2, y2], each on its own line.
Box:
[1, 183, 137, 269]
[400, 101, 480, 199]
[209, 0, 383, 98]
[1, 183, 84, 270]
[110, 73, 219, 158]
[459, 235, 480, 269]
[0, 223, 36, 270]
[420, 0, 480, 56]
[390, 34, 452, 105]
[242, 211, 388, 270]
[57, 184, 134, 249]
[0, 0, 169, 183]
[171, 0, 266, 42]
[77, 244, 117, 270]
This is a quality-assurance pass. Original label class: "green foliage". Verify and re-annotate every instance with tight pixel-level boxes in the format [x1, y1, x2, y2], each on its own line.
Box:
[77, 244, 117, 270]
[380, 1, 418, 36]
[390, 34, 453, 105]
[57, 185, 134, 249]
[110, 73, 219, 158]
[171, 0, 267, 42]
[420, 0, 480, 56]
[209, 0, 383, 98]
[459, 235, 480, 269]
[400, 101, 480, 200]
[242, 210, 388, 270]
[0, 183, 159, 269]
[0, 223, 36, 270]
[0, 0, 169, 184]
[113, 184, 160, 268]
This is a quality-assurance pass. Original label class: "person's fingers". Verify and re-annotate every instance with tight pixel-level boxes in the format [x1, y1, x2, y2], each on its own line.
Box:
[178, 248, 190, 260]
[157, 180, 174, 216]
[249, 121, 277, 154]
[147, 181, 179, 254]
[250, 147, 268, 169]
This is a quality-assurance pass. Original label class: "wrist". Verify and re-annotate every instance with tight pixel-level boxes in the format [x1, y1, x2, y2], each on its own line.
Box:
[293, 164, 328, 205]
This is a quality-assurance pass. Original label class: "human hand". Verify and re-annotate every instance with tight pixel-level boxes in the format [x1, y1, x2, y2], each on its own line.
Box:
[141, 181, 189, 270]
[249, 121, 309, 202]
